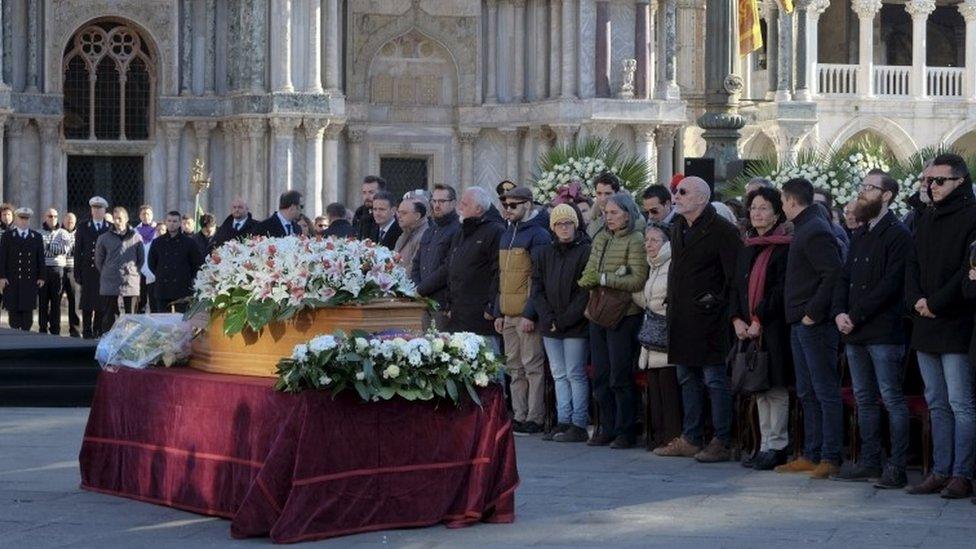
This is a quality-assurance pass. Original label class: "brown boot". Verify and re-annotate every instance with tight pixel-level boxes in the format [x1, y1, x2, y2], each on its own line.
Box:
[906, 473, 948, 495]
[694, 437, 731, 463]
[810, 461, 840, 480]
[940, 476, 974, 499]
[652, 436, 700, 458]
[774, 457, 818, 474]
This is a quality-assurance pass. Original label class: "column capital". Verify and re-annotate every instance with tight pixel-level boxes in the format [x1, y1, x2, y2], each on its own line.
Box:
[457, 128, 480, 144]
[486, 0, 497, 8]
[269, 116, 302, 136]
[324, 122, 345, 140]
[959, 0, 976, 22]
[513, 0, 526, 7]
[586, 122, 615, 140]
[193, 120, 217, 137]
[851, 0, 882, 18]
[242, 118, 267, 138]
[303, 118, 329, 139]
[346, 125, 367, 143]
[36, 117, 61, 137]
[655, 124, 680, 141]
[6, 117, 29, 137]
[809, 0, 830, 16]
[905, 0, 936, 18]
[632, 124, 656, 143]
[162, 119, 185, 139]
[762, 0, 778, 19]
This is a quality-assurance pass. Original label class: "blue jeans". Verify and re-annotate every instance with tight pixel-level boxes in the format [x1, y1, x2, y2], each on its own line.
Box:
[845, 344, 909, 470]
[676, 363, 732, 446]
[543, 337, 590, 428]
[791, 322, 842, 464]
[917, 352, 976, 478]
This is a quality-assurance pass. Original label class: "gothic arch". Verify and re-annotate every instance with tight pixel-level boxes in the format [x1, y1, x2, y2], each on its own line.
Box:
[830, 116, 918, 160]
[941, 119, 976, 151]
[741, 128, 779, 162]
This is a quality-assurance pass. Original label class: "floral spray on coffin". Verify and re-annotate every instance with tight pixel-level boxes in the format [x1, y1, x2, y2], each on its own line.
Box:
[186, 236, 427, 377]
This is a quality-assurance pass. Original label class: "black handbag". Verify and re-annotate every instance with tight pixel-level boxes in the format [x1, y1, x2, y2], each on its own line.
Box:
[638, 310, 668, 352]
[729, 337, 770, 395]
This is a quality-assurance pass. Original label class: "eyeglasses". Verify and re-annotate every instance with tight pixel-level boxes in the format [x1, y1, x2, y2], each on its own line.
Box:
[430, 199, 454, 205]
[553, 221, 576, 228]
[858, 183, 884, 193]
[502, 201, 527, 210]
[922, 176, 963, 187]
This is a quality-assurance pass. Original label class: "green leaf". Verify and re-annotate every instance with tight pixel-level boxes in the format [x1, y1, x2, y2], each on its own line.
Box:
[223, 305, 247, 335]
[279, 304, 299, 320]
[464, 382, 483, 408]
[353, 381, 369, 401]
[445, 379, 459, 402]
[378, 386, 396, 400]
[246, 300, 275, 331]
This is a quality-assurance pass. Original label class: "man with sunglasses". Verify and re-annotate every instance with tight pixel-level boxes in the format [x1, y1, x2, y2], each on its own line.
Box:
[493, 186, 552, 436]
[641, 184, 676, 225]
[250, 190, 303, 238]
[38, 208, 71, 335]
[905, 153, 976, 499]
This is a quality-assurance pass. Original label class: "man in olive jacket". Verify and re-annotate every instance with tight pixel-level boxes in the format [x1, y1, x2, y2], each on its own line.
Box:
[656, 176, 741, 463]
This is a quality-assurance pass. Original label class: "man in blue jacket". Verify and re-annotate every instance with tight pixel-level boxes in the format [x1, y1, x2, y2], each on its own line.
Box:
[494, 186, 552, 436]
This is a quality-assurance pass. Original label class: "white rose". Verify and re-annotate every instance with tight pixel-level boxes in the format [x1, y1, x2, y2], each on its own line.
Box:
[431, 338, 445, 353]
[309, 335, 337, 353]
[474, 372, 490, 387]
[318, 374, 333, 386]
[291, 344, 309, 362]
[355, 371, 366, 381]
[383, 365, 401, 379]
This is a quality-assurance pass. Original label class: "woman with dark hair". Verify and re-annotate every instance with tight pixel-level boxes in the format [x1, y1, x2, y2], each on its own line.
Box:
[729, 186, 794, 470]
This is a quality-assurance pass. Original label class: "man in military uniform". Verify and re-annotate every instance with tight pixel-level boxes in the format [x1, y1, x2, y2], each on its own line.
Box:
[0, 208, 45, 330]
[73, 196, 111, 338]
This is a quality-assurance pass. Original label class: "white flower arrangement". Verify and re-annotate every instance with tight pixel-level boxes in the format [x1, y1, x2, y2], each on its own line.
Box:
[187, 236, 419, 335]
[274, 330, 502, 406]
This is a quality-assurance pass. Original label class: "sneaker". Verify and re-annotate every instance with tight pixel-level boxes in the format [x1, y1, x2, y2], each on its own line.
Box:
[542, 423, 571, 441]
[873, 464, 908, 490]
[694, 438, 731, 463]
[553, 425, 589, 443]
[906, 473, 948, 495]
[829, 461, 882, 483]
[940, 476, 973, 499]
[587, 433, 613, 446]
[810, 461, 840, 480]
[774, 457, 818, 474]
[521, 421, 543, 435]
[610, 434, 633, 449]
[652, 436, 701, 458]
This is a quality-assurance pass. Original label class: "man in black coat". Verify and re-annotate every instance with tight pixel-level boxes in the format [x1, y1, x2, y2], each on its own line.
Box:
[655, 176, 741, 462]
[73, 196, 111, 338]
[905, 153, 976, 498]
[368, 191, 402, 249]
[0, 208, 45, 330]
[777, 177, 843, 479]
[212, 197, 258, 250]
[446, 186, 504, 336]
[830, 169, 912, 488]
[249, 190, 303, 238]
[353, 175, 384, 240]
[148, 211, 205, 313]
[413, 184, 461, 329]
[322, 202, 356, 238]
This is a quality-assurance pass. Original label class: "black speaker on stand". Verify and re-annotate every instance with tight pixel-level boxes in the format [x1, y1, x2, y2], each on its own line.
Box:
[683, 158, 716, 197]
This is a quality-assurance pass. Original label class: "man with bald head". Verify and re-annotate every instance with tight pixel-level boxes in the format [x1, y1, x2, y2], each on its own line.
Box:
[655, 176, 742, 463]
[212, 197, 257, 250]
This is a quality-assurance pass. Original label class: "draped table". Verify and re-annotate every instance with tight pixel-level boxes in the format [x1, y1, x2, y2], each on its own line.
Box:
[78, 368, 518, 543]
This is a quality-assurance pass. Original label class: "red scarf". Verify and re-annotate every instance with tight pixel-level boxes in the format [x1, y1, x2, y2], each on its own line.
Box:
[744, 224, 792, 323]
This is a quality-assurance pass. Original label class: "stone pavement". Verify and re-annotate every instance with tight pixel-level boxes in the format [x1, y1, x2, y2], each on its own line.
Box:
[1, 407, 974, 548]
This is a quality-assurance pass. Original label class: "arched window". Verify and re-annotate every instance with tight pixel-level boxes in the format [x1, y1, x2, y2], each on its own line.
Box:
[62, 22, 155, 141]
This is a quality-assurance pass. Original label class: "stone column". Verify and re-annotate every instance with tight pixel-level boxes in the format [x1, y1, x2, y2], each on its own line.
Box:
[193, 121, 217, 211]
[0, 1, 6, 89]
[596, 1, 611, 97]
[907, 0, 935, 99]
[697, 0, 744, 183]
[346, 127, 366, 198]
[307, 0, 324, 93]
[323, 123, 343, 207]
[655, 125, 678, 185]
[324, 0, 340, 93]
[6, 119, 27, 206]
[659, 0, 680, 100]
[163, 121, 184, 210]
[519, 128, 535, 183]
[270, 117, 300, 209]
[249, 1, 267, 93]
[181, 0, 192, 95]
[272, 0, 295, 92]
[634, 125, 657, 182]
[458, 129, 478, 190]
[793, 0, 811, 100]
[303, 119, 327, 216]
[549, 0, 563, 98]
[243, 119, 266, 215]
[853, 0, 882, 98]
[513, 0, 526, 102]
[961, 1, 976, 100]
[0, 116, 5, 201]
[635, 0, 653, 99]
[550, 124, 577, 148]
[560, 0, 577, 98]
[578, 0, 596, 98]
[764, 0, 779, 100]
[487, 0, 499, 103]
[775, 3, 793, 101]
[26, 0, 39, 92]
[530, 0, 548, 101]
[806, 0, 829, 99]
[223, 121, 242, 203]
[501, 128, 519, 181]
[204, 0, 216, 94]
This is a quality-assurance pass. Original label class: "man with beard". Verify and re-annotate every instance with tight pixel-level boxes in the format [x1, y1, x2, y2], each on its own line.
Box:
[354, 175, 385, 240]
[830, 169, 912, 489]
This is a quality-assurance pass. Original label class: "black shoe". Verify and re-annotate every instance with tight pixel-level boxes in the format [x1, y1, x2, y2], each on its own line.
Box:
[542, 423, 571, 441]
[829, 461, 882, 482]
[521, 421, 543, 435]
[753, 448, 789, 471]
[741, 451, 757, 468]
[587, 433, 613, 446]
[609, 434, 633, 449]
[553, 425, 589, 443]
[512, 420, 527, 436]
[873, 464, 908, 490]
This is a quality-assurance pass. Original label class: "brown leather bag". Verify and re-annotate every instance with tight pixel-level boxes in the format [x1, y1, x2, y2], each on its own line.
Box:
[585, 286, 632, 329]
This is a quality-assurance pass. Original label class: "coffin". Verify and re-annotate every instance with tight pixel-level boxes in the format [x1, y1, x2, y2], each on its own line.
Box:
[189, 299, 427, 378]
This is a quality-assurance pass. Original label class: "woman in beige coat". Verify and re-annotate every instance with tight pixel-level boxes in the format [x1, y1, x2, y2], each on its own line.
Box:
[632, 223, 682, 450]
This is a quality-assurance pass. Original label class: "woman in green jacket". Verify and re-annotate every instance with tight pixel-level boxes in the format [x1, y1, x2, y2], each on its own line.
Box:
[578, 192, 649, 448]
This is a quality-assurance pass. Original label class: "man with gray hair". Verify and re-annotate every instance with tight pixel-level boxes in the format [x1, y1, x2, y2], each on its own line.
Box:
[655, 176, 742, 462]
[445, 186, 504, 336]
[745, 177, 773, 196]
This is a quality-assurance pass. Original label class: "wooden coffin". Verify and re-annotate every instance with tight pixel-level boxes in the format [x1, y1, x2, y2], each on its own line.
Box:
[189, 300, 426, 377]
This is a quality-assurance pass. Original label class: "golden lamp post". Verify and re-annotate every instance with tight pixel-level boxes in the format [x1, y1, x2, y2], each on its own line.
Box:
[189, 157, 211, 223]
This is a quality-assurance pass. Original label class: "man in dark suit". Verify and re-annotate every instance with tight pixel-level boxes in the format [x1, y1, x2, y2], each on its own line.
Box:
[149, 211, 204, 313]
[322, 202, 356, 238]
[354, 175, 385, 239]
[212, 197, 258, 250]
[0, 208, 45, 330]
[369, 191, 401, 249]
[250, 190, 303, 238]
[73, 196, 111, 338]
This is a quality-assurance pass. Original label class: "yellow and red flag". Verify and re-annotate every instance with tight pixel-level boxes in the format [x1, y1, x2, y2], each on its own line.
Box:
[738, 0, 763, 56]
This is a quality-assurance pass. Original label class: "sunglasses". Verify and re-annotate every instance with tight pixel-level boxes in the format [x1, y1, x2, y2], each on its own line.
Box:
[502, 201, 527, 210]
[673, 188, 689, 196]
[431, 199, 454, 205]
[922, 176, 963, 187]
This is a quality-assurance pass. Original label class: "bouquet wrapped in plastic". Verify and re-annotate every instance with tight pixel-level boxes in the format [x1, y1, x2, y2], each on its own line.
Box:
[95, 314, 196, 370]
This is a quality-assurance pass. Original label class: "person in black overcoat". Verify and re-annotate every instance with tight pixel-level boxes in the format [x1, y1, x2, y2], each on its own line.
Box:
[73, 196, 111, 338]
[0, 208, 46, 330]
[212, 198, 258, 251]
[149, 212, 205, 313]
[322, 202, 357, 238]
[249, 190, 303, 238]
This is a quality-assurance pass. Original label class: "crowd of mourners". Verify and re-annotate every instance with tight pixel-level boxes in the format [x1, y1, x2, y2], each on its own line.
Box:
[2, 153, 976, 503]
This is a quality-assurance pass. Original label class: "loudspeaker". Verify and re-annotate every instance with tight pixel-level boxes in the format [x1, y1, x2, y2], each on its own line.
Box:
[683, 158, 715, 185]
